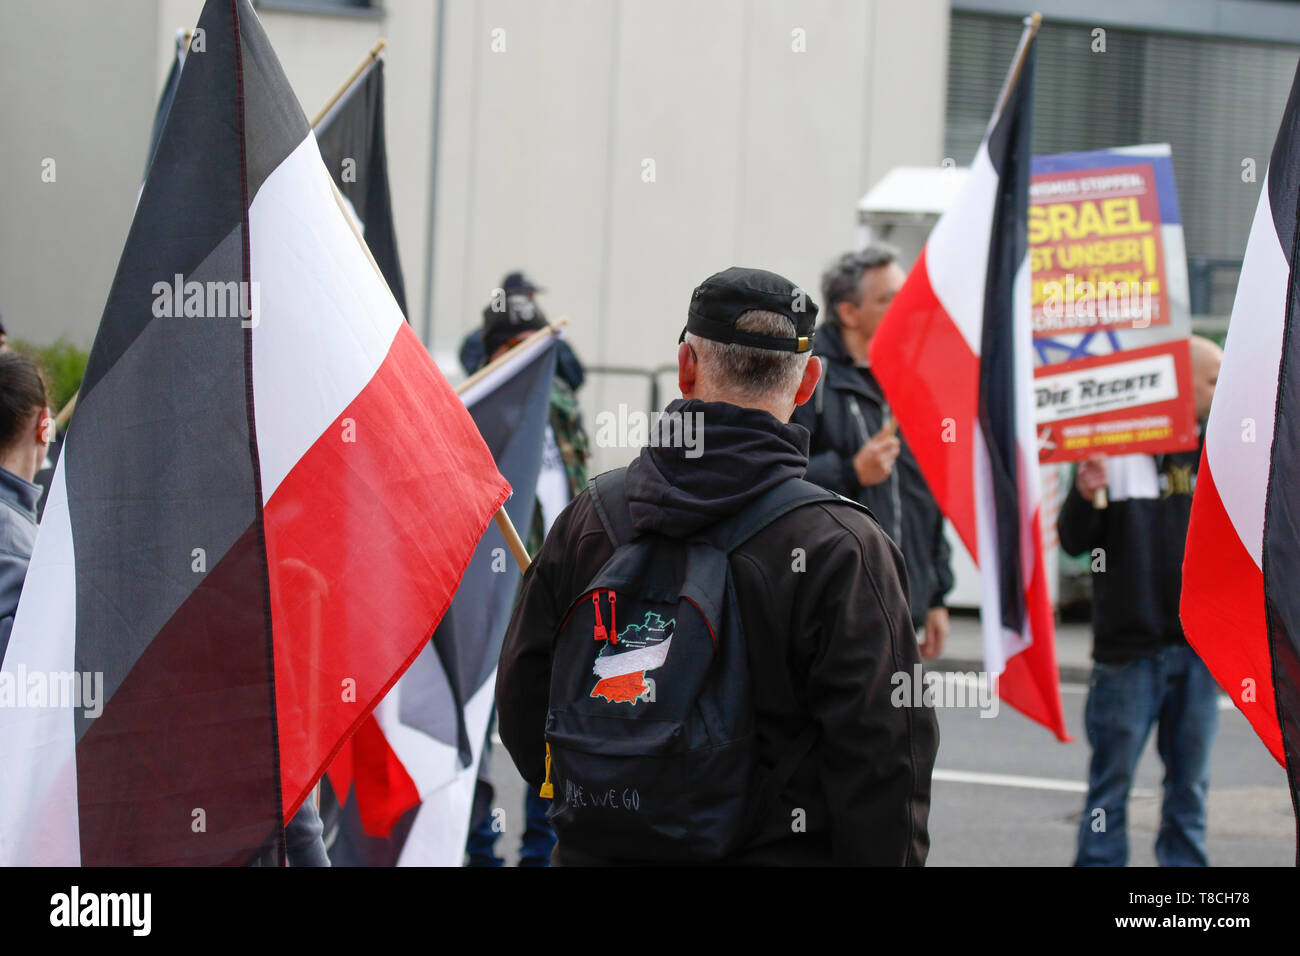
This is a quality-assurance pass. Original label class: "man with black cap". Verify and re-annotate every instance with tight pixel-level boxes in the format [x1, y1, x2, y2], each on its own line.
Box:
[496, 267, 937, 865]
[458, 272, 586, 392]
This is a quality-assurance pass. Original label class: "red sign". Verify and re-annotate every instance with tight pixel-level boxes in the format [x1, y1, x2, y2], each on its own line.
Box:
[1033, 340, 1197, 464]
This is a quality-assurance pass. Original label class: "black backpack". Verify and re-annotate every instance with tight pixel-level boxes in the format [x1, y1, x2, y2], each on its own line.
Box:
[540, 467, 867, 862]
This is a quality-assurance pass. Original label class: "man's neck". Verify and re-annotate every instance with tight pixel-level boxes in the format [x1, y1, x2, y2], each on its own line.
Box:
[840, 325, 872, 366]
[0, 450, 34, 484]
[683, 390, 791, 424]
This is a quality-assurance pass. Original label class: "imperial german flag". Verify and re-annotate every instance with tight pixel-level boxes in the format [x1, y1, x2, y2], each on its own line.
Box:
[869, 17, 1069, 740]
[0, 0, 508, 866]
[1181, 56, 1300, 845]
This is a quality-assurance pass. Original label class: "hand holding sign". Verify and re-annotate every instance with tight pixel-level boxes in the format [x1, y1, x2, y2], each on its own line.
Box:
[1076, 454, 1109, 504]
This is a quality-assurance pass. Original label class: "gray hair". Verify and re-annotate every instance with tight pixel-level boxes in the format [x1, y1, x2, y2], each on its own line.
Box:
[685, 310, 809, 402]
[820, 242, 900, 319]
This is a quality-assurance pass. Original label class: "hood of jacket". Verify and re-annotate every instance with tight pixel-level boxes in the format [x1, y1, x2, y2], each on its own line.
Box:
[624, 398, 809, 537]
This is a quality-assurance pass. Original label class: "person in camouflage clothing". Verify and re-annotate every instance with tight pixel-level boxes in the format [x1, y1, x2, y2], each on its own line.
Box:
[465, 287, 589, 866]
[527, 376, 589, 556]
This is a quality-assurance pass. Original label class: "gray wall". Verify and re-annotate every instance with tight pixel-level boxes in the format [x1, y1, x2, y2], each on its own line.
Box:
[0, 0, 161, 347]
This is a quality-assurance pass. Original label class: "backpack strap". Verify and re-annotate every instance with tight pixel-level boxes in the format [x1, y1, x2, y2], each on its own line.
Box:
[706, 477, 867, 554]
[588, 468, 637, 548]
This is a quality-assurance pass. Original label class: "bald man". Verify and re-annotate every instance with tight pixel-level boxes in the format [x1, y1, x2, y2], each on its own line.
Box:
[1059, 335, 1223, 867]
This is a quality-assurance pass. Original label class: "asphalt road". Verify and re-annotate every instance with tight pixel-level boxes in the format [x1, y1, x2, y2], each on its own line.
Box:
[481, 646, 1292, 867]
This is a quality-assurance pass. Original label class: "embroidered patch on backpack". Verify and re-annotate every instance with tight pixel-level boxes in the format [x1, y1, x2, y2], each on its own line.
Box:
[590, 611, 676, 705]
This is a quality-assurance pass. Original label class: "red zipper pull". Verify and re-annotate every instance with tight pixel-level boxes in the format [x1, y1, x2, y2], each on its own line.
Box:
[608, 591, 617, 644]
[592, 592, 607, 642]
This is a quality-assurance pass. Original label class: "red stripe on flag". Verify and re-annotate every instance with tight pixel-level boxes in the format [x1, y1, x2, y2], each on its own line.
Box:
[265, 323, 511, 819]
[869, 248, 979, 555]
[1181, 455, 1284, 764]
[351, 713, 421, 836]
[999, 506, 1071, 741]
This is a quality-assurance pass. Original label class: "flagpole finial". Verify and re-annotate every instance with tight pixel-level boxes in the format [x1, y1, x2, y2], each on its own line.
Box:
[1024, 12, 1043, 34]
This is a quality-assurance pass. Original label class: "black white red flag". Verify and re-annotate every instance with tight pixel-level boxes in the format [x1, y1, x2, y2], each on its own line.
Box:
[869, 19, 1069, 740]
[325, 334, 558, 866]
[1182, 58, 1300, 845]
[0, 0, 508, 866]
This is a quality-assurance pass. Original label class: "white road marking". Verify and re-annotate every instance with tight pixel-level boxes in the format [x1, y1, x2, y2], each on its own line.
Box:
[934, 768, 1155, 798]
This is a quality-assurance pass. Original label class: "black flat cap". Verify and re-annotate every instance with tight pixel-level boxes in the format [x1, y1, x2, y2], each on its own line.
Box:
[680, 267, 818, 352]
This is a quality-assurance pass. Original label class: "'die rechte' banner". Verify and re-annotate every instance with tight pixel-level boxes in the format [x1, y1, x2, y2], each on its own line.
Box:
[1029, 144, 1198, 464]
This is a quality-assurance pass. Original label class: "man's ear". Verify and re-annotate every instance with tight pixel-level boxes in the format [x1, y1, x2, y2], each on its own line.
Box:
[678, 341, 698, 399]
[35, 406, 52, 448]
[835, 299, 857, 329]
[793, 356, 822, 408]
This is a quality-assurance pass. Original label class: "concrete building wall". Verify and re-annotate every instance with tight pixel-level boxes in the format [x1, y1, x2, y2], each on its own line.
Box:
[429, 0, 949, 470]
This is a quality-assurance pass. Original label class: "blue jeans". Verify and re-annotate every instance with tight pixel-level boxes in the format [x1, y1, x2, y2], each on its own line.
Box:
[1075, 643, 1220, 866]
[465, 729, 557, 867]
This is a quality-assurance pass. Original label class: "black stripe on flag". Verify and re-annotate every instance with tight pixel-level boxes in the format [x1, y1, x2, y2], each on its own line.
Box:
[71, 0, 307, 866]
[449, 342, 558, 702]
[1269, 59, 1300, 265]
[316, 59, 408, 317]
[145, 34, 185, 179]
[977, 35, 1036, 638]
[1263, 57, 1300, 855]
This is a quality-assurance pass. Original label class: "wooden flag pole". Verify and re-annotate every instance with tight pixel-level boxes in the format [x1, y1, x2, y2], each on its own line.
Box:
[994, 12, 1042, 117]
[53, 391, 78, 430]
[494, 510, 532, 575]
[454, 316, 569, 396]
[310, 38, 388, 129]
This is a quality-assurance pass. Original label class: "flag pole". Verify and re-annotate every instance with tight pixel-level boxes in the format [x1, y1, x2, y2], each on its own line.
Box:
[310, 38, 388, 129]
[53, 391, 78, 430]
[994, 12, 1042, 118]
[454, 316, 569, 396]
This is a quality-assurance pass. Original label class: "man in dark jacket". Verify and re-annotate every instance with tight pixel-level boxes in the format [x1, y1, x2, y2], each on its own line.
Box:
[497, 266, 938, 865]
[792, 246, 953, 658]
[1061, 335, 1223, 867]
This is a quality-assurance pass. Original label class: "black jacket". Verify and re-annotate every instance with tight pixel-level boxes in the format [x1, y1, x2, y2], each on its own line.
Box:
[1057, 445, 1201, 664]
[791, 323, 953, 629]
[497, 398, 938, 865]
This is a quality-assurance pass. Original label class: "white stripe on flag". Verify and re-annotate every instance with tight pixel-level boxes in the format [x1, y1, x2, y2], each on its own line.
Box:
[974, 431, 1010, 677]
[250, 131, 404, 503]
[0, 462, 81, 865]
[395, 674, 497, 866]
[1012, 254, 1042, 621]
[925, 145, 1000, 357]
[1204, 170, 1289, 568]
